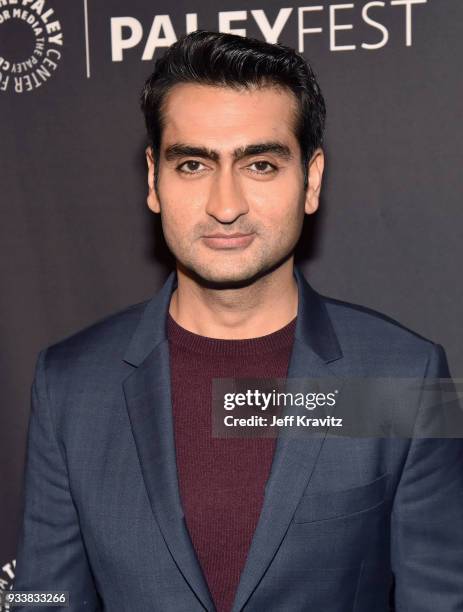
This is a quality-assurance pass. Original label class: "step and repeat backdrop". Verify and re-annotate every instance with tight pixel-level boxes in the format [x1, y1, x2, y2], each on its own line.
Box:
[1, 0, 462, 597]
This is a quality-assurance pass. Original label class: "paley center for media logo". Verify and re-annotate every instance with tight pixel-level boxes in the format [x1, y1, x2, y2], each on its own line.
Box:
[0, 0, 63, 93]
[0, 559, 15, 612]
[0, 1, 429, 90]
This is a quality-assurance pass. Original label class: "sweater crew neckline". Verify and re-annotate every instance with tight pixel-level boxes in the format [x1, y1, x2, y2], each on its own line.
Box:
[167, 312, 297, 356]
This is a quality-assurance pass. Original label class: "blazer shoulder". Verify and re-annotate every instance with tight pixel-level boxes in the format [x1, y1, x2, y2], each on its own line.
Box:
[42, 299, 150, 366]
[324, 295, 432, 342]
[320, 294, 441, 373]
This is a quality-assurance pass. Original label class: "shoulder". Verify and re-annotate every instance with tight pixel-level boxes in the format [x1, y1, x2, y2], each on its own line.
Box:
[323, 294, 431, 344]
[320, 294, 446, 376]
[40, 299, 150, 378]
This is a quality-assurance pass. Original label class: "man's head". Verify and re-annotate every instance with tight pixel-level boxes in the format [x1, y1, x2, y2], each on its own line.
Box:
[140, 30, 326, 286]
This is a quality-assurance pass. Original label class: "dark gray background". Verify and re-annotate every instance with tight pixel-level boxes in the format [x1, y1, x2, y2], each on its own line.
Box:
[1, 0, 461, 583]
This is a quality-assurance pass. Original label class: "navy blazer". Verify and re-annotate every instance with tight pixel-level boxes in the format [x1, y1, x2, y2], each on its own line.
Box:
[13, 266, 463, 611]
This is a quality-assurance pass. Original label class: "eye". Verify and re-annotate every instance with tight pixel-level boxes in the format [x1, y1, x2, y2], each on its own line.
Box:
[177, 160, 207, 174]
[247, 161, 278, 175]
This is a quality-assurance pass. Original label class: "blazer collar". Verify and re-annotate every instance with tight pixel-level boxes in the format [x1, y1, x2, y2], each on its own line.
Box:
[123, 265, 342, 367]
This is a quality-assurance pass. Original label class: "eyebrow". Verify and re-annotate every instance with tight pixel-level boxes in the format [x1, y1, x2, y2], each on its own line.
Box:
[163, 141, 293, 163]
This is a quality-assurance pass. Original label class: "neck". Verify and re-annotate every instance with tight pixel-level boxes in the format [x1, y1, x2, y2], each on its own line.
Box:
[168, 258, 298, 340]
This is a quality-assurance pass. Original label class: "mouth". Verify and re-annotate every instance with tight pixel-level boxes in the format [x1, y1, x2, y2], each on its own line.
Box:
[201, 232, 256, 250]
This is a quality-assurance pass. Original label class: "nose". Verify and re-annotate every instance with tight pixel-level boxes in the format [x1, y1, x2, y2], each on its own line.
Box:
[205, 166, 249, 223]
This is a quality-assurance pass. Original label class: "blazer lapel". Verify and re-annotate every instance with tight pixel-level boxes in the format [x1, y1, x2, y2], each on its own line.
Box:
[122, 272, 215, 611]
[230, 266, 344, 612]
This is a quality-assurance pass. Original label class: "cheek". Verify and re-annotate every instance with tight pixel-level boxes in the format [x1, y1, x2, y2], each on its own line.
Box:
[159, 175, 206, 218]
[247, 180, 304, 227]
[159, 196, 201, 236]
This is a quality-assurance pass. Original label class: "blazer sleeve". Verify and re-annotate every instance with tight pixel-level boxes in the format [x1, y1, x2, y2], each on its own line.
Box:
[13, 349, 102, 611]
[391, 343, 463, 611]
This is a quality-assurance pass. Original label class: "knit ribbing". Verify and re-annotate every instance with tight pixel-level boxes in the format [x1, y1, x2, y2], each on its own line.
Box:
[167, 313, 297, 356]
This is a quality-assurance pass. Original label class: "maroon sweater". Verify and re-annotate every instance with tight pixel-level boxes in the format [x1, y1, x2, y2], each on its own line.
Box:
[167, 312, 297, 612]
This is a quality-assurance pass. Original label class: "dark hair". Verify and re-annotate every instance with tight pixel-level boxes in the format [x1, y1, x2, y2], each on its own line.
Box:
[140, 30, 326, 191]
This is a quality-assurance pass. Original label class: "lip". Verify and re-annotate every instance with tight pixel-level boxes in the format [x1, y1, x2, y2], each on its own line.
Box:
[202, 232, 255, 250]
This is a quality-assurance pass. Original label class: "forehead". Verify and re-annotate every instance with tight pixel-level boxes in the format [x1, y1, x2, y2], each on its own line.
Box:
[160, 83, 299, 150]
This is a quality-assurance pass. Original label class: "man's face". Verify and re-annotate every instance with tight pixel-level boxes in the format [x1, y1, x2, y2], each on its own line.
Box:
[146, 83, 323, 285]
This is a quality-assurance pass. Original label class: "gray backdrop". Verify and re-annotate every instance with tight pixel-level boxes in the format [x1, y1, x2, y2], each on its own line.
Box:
[1, 0, 462, 594]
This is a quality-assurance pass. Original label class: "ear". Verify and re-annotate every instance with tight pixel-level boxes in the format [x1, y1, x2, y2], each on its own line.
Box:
[145, 146, 161, 213]
[304, 148, 324, 215]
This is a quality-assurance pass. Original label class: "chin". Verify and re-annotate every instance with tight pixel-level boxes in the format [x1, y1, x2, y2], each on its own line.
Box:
[185, 260, 268, 288]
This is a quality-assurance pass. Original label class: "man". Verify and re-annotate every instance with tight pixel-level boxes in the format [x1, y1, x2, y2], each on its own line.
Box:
[13, 30, 463, 611]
